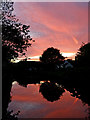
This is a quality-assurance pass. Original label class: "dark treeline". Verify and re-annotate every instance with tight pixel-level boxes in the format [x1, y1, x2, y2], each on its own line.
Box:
[2, 42, 90, 119]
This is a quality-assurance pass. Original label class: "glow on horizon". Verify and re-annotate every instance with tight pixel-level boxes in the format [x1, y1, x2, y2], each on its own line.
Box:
[28, 52, 76, 61]
[11, 52, 76, 63]
[62, 52, 76, 58]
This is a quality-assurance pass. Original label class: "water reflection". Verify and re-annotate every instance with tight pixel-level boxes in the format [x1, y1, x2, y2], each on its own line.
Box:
[7, 81, 89, 118]
[39, 82, 65, 102]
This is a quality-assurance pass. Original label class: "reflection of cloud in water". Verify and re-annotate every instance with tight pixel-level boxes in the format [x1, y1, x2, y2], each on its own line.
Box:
[73, 98, 79, 104]
[8, 101, 45, 110]
[8, 101, 46, 118]
[8, 82, 88, 118]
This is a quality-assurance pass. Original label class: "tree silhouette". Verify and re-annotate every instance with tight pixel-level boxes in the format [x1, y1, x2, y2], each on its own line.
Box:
[40, 47, 65, 63]
[39, 82, 65, 102]
[2, 2, 33, 63]
[75, 42, 90, 65]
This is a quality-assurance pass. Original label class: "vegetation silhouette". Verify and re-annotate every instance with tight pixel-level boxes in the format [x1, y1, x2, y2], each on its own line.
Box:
[39, 82, 65, 102]
[2, 1, 32, 119]
[2, 2, 33, 63]
[40, 47, 65, 64]
[75, 42, 90, 66]
[2, 42, 90, 119]
[2, 72, 20, 120]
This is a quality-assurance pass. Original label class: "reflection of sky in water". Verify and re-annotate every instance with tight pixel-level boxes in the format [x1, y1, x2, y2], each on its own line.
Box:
[8, 81, 88, 118]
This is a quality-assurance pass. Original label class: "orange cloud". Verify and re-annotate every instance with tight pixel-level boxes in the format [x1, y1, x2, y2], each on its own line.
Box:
[14, 2, 88, 59]
[72, 36, 78, 44]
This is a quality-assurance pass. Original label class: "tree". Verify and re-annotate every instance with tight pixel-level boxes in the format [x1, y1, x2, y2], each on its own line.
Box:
[2, 2, 33, 63]
[40, 47, 65, 63]
[75, 42, 90, 65]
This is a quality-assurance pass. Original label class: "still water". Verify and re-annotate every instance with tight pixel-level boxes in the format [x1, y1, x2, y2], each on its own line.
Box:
[7, 81, 88, 118]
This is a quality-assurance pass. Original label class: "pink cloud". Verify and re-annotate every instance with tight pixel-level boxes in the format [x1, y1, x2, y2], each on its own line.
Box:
[14, 2, 88, 59]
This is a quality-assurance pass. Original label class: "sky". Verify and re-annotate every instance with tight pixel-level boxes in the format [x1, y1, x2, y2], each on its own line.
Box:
[13, 2, 88, 61]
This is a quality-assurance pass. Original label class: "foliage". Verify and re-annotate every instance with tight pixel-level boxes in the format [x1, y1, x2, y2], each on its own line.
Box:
[2, 2, 33, 62]
[2, 110, 20, 120]
[75, 42, 90, 65]
[40, 47, 65, 63]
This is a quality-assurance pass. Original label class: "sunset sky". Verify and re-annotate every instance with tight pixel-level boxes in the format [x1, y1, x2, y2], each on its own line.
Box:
[14, 2, 88, 61]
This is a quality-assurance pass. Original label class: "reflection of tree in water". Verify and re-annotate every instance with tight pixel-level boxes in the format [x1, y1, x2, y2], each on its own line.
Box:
[2, 76, 20, 120]
[62, 79, 90, 106]
[87, 107, 90, 120]
[39, 82, 65, 102]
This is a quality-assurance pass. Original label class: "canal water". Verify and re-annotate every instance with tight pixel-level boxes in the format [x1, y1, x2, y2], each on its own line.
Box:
[7, 81, 89, 118]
